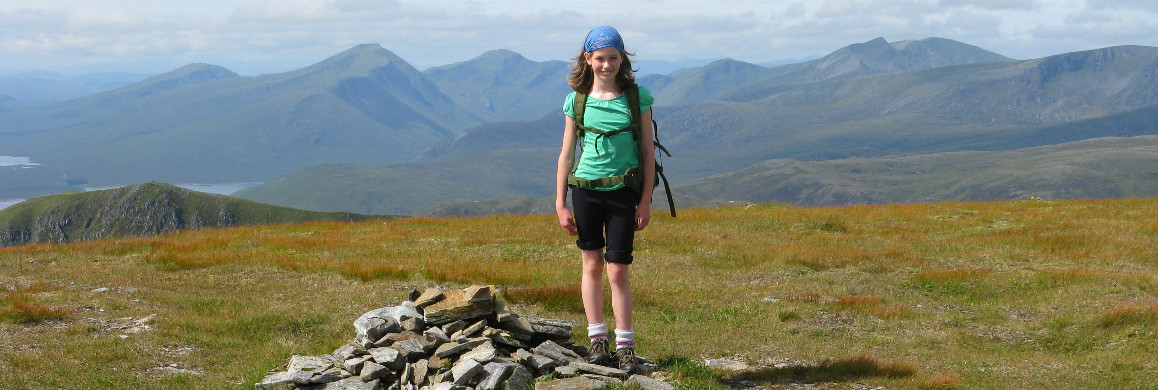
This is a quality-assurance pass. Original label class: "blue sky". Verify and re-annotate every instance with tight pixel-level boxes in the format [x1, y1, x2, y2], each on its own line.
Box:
[2, 0, 1156, 76]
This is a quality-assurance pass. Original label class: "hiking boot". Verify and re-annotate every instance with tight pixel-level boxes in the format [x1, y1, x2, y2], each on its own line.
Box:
[615, 345, 638, 374]
[586, 337, 612, 366]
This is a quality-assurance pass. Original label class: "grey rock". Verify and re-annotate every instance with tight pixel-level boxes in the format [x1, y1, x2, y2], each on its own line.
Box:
[353, 335, 375, 350]
[322, 377, 380, 390]
[530, 324, 572, 340]
[332, 344, 363, 362]
[400, 361, 413, 385]
[415, 288, 446, 308]
[354, 303, 421, 339]
[494, 299, 514, 322]
[412, 359, 430, 386]
[306, 368, 346, 385]
[360, 361, 389, 382]
[370, 347, 405, 371]
[452, 319, 487, 340]
[417, 333, 442, 353]
[531, 341, 580, 365]
[435, 338, 486, 358]
[375, 331, 416, 347]
[513, 349, 556, 373]
[527, 356, 557, 373]
[425, 288, 495, 325]
[553, 364, 578, 378]
[464, 285, 495, 303]
[451, 358, 483, 386]
[285, 356, 343, 384]
[523, 316, 572, 329]
[393, 337, 429, 359]
[501, 365, 534, 390]
[342, 356, 371, 375]
[490, 332, 529, 350]
[461, 341, 497, 362]
[499, 316, 535, 337]
[478, 361, 515, 390]
[355, 317, 401, 342]
[568, 362, 628, 379]
[424, 326, 451, 343]
[533, 375, 619, 390]
[443, 320, 467, 336]
[432, 383, 470, 390]
[625, 375, 674, 390]
[401, 316, 426, 332]
[288, 355, 335, 374]
[255, 371, 296, 390]
[703, 358, 749, 371]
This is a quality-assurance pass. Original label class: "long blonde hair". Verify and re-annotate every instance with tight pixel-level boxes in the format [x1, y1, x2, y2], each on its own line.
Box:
[567, 49, 637, 93]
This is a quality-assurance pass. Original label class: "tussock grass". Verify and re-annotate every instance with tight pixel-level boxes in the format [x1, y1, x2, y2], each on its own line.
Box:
[2, 199, 1158, 389]
[1, 282, 73, 323]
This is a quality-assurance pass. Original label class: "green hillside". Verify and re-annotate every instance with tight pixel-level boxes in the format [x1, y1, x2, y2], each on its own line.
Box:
[424, 49, 573, 122]
[676, 136, 1158, 206]
[0, 182, 383, 246]
[235, 149, 558, 215]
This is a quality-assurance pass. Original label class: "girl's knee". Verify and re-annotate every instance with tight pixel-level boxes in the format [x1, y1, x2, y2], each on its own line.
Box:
[606, 263, 631, 285]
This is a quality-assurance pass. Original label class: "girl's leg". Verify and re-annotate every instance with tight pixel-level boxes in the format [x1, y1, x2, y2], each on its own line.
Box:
[606, 262, 632, 330]
[581, 248, 607, 325]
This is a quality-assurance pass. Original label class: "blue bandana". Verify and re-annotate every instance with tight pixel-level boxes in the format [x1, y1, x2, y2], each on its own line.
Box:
[583, 26, 624, 52]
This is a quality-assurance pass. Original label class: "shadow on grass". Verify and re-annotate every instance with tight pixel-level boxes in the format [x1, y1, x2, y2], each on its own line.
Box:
[658, 355, 916, 389]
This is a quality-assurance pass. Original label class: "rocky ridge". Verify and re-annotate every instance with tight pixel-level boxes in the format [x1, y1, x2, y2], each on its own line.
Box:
[257, 285, 673, 390]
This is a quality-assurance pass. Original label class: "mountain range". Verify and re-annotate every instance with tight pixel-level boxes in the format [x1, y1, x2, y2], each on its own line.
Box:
[0, 71, 150, 105]
[4, 37, 1158, 216]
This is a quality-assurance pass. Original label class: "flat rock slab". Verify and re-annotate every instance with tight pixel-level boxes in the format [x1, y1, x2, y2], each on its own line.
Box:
[534, 375, 622, 390]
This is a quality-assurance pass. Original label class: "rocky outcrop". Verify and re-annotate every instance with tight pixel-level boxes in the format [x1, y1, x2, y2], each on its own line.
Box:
[257, 285, 671, 390]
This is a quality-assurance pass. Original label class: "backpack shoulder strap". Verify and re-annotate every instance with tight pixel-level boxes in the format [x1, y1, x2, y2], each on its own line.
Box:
[572, 92, 588, 138]
[624, 84, 641, 140]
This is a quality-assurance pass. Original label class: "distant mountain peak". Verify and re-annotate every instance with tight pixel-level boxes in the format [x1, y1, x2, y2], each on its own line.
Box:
[477, 49, 525, 60]
[144, 63, 238, 84]
[99, 62, 238, 101]
[301, 43, 412, 77]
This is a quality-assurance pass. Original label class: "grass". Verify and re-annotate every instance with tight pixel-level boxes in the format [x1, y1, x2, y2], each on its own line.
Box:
[2, 198, 1157, 389]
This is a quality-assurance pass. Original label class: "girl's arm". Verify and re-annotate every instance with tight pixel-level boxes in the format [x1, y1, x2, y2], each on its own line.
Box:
[636, 107, 655, 231]
[556, 115, 579, 235]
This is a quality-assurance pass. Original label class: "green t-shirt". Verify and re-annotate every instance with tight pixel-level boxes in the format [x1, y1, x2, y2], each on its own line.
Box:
[562, 86, 654, 191]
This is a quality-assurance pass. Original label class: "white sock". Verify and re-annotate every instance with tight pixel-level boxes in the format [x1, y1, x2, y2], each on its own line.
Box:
[587, 323, 608, 341]
[615, 328, 635, 349]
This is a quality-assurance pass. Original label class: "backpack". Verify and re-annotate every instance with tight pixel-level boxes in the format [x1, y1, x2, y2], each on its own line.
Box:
[567, 84, 676, 217]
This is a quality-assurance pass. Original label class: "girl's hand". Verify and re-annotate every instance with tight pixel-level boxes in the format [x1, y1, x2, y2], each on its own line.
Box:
[635, 203, 651, 231]
[558, 208, 578, 235]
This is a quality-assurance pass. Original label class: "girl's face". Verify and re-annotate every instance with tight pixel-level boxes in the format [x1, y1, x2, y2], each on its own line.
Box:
[585, 47, 622, 83]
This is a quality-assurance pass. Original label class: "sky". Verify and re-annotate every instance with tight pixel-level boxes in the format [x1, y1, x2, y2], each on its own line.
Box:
[2, 0, 1157, 76]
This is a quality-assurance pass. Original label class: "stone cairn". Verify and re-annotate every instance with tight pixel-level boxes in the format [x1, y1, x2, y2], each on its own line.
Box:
[256, 285, 673, 390]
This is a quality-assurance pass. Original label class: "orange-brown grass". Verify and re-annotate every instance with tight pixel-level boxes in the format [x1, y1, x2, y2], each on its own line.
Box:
[782, 293, 907, 318]
[2, 198, 1158, 389]
[1099, 302, 1158, 327]
[912, 372, 962, 389]
[500, 284, 583, 314]
[0, 282, 73, 323]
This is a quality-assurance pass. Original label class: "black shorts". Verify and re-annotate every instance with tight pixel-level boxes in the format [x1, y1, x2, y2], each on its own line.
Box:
[571, 187, 637, 264]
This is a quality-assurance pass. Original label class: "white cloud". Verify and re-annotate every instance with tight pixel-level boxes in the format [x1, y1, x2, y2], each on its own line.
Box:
[0, 0, 1156, 75]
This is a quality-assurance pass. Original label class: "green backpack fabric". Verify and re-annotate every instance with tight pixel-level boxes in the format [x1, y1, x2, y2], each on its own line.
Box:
[568, 84, 676, 217]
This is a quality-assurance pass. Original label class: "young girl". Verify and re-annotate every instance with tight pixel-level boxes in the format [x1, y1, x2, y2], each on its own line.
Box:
[555, 26, 655, 373]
